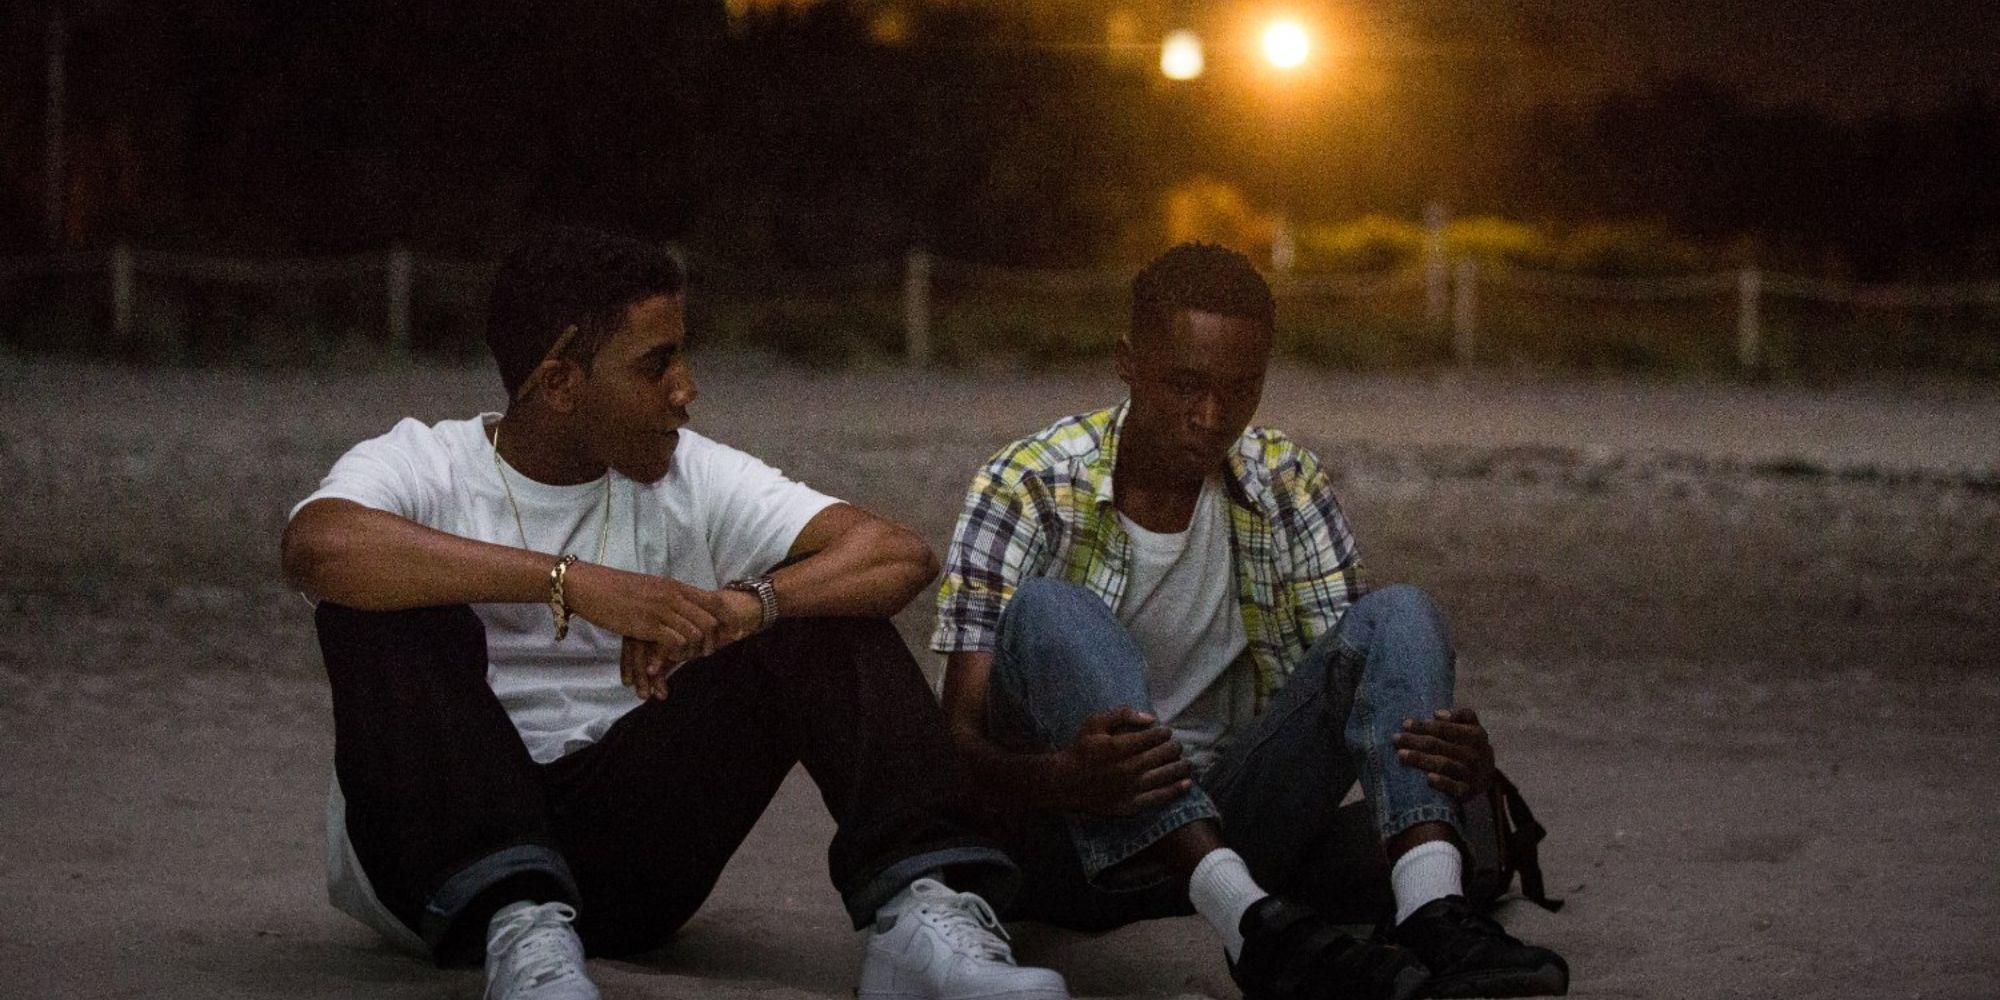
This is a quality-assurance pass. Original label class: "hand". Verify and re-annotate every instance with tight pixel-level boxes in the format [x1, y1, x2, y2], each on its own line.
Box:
[1391, 706, 1496, 800]
[564, 562, 728, 662]
[714, 586, 767, 645]
[621, 635, 682, 701]
[614, 580, 772, 700]
[1056, 706, 1196, 817]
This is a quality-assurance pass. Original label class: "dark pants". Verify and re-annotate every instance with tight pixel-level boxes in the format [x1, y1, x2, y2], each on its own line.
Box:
[317, 603, 1015, 962]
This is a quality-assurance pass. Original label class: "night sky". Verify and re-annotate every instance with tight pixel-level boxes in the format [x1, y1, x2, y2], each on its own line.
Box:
[5, 0, 1994, 264]
[1368, 0, 2000, 116]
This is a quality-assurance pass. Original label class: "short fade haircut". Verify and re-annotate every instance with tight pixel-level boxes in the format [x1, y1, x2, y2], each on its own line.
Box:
[1129, 241, 1275, 347]
[486, 226, 685, 399]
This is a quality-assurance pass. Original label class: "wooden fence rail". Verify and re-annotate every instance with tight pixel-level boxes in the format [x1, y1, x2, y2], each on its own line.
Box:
[3, 245, 1996, 371]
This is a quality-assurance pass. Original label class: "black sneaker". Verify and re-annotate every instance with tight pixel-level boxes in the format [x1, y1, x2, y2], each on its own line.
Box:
[1387, 895, 1568, 998]
[1229, 896, 1430, 1000]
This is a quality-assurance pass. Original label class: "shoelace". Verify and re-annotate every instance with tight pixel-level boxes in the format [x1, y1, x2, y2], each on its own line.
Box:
[919, 891, 1015, 964]
[487, 903, 585, 989]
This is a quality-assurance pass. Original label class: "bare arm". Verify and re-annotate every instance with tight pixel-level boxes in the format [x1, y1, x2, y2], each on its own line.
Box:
[942, 650, 1192, 815]
[281, 498, 731, 656]
[619, 503, 940, 700]
[942, 650, 1074, 811]
[285, 497, 940, 700]
[282, 498, 554, 609]
[763, 503, 940, 619]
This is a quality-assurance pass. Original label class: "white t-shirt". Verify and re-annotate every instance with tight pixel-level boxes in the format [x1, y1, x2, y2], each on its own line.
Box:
[1114, 477, 1256, 773]
[291, 413, 838, 947]
[294, 413, 839, 762]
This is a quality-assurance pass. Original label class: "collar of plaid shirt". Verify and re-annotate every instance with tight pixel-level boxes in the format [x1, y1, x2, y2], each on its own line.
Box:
[1083, 400, 1268, 515]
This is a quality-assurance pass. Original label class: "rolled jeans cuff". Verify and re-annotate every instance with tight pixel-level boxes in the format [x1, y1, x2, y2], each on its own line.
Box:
[1071, 787, 1222, 890]
[419, 842, 579, 952]
[842, 843, 1020, 930]
[1380, 803, 1464, 843]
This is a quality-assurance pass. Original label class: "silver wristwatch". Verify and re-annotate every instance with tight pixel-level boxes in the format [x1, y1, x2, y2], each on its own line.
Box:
[724, 574, 779, 633]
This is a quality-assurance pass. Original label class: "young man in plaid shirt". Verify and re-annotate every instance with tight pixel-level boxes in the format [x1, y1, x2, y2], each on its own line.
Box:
[932, 243, 1568, 1000]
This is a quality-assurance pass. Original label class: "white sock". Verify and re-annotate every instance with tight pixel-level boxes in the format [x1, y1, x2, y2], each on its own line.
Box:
[1390, 841, 1463, 925]
[1188, 848, 1269, 960]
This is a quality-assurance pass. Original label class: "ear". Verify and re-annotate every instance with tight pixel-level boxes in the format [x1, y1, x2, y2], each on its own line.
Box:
[532, 359, 587, 414]
[1114, 335, 1137, 388]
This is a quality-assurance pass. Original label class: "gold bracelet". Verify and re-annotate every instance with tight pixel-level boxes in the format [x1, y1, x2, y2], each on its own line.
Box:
[548, 554, 579, 641]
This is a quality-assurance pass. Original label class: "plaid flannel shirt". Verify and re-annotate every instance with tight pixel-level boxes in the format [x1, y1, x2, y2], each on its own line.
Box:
[931, 401, 1368, 711]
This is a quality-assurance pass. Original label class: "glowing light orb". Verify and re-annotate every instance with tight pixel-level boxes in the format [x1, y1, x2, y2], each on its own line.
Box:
[1262, 20, 1310, 70]
[1161, 30, 1205, 80]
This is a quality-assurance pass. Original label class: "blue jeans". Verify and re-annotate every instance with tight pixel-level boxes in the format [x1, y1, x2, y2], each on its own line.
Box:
[986, 578, 1464, 930]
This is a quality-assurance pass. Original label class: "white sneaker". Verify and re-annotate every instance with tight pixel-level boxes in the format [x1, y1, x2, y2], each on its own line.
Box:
[858, 878, 1070, 1000]
[483, 901, 600, 1000]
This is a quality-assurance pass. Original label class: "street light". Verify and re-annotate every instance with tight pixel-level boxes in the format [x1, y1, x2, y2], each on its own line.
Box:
[1160, 29, 1204, 81]
[1261, 19, 1310, 70]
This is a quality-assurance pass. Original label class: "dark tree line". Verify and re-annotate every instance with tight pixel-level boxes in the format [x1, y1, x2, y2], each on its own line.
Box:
[1506, 78, 2000, 279]
[5, 1, 1995, 279]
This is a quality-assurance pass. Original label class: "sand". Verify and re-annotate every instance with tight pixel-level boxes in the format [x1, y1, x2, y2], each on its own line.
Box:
[2, 351, 1997, 998]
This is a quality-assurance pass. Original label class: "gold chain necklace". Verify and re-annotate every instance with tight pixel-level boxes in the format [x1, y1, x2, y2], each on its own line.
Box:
[491, 422, 612, 565]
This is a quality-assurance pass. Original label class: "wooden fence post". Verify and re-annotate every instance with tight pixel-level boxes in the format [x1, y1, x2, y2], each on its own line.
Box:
[1271, 213, 1296, 274]
[111, 243, 134, 343]
[1424, 201, 1450, 326]
[1736, 267, 1762, 371]
[903, 246, 932, 367]
[387, 246, 413, 353]
[1452, 258, 1478, 368]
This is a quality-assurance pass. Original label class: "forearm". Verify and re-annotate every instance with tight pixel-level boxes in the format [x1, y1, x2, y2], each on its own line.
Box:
[941, 648, 1082, 812]
[952, 724, 1078, 813]
[281, 499, 554, 610]
[769, 517, 939, 619]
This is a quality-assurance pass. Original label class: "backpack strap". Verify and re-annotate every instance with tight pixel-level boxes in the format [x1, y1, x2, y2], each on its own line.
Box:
[1495, 770, 1564, 912]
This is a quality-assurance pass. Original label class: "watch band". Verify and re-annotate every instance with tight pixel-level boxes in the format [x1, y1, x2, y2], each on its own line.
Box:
[725, 574, 779, 633]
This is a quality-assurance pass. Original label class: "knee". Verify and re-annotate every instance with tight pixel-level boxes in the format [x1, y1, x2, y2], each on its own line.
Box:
[1346, 584, 1454, 686]
[315, 601, 482, 639]
[768, 613, 897, 647]
[989, 580, 1150, 719]
[315, 602, 486, 677]
[1002, 577, 1102, 629]
[997, 578, 1121, 648]
[754, 615, 910, 676]
[1353, 584, 1444, 629]
[992, 578, 1111, 678]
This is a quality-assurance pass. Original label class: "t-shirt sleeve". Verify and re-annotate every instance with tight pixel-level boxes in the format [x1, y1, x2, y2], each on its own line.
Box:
[692, 439, 842, 583]
[288, 418, 452, 529]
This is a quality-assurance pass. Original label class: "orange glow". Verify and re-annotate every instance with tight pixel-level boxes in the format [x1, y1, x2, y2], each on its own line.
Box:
[1262, 19, 1310, 69]
[870, 8, 910, 45]
[1161, 30, 1205, 81]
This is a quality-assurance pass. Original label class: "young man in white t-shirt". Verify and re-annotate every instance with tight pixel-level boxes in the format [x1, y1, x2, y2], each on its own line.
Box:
[931, 243, 1569, 1000]
[283, 227, 1068, 1000]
